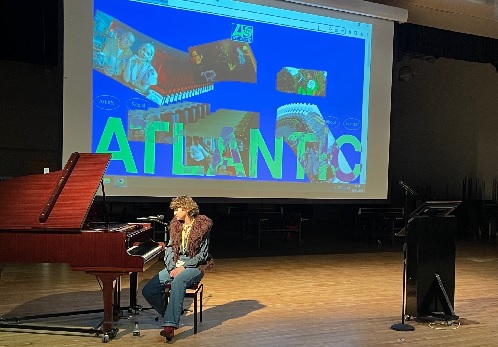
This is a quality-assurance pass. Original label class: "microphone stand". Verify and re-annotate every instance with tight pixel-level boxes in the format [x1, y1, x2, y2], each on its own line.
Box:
[138, 217, 170, 243]
[129, 218, 169, 315]
[153, 219, 170, 243]
[391, 182, 417, 331]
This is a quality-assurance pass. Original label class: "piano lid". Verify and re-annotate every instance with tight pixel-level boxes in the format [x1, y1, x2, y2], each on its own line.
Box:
[0, 152, 111, 232]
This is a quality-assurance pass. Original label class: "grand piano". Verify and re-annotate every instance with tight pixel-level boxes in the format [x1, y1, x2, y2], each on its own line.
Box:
[0, 152, 164, 342]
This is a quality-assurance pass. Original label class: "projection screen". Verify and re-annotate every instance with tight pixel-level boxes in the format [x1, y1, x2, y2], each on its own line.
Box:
[63, 0, 407, 200]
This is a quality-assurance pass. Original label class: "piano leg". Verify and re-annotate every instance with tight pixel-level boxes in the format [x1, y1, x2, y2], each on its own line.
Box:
[129, 272, 138, 310]
[89, 272, 125, 338]
[114, 276, 121, 320]
[127, 272, 156, 315]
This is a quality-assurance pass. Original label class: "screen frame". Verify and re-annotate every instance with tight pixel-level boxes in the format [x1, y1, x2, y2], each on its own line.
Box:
[63, 0, 407, 202]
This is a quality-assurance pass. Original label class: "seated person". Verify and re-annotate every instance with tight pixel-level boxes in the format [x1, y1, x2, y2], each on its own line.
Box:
[99, 31, 135, 77]
[123, 42, 158, 94]
[142, 196, 214, 341]
[189, 136, 212, 171]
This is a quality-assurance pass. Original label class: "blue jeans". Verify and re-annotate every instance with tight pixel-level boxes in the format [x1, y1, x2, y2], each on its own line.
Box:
[142, 267, 203, 328]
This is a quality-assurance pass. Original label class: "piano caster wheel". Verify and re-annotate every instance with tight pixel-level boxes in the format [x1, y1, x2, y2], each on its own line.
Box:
[405, 315, 411, 321]
[101, 329, 117, 343]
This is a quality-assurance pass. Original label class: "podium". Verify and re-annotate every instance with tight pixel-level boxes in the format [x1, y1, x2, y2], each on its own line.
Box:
[404, 201, 461, 320]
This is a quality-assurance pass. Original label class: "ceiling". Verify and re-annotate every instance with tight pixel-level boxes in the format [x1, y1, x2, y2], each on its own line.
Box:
[0, 0, 497, 68]
[366, 0, 498, 39]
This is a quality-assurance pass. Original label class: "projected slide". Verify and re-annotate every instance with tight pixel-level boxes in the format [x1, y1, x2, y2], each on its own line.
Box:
[90, 0, 372, 197]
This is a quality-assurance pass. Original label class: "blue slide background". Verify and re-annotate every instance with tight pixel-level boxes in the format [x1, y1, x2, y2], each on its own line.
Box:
[92, 0, 369, 184]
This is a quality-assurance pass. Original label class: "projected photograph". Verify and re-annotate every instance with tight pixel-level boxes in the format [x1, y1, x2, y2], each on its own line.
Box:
[127, 103, 258, 176]
[93, 10, 211, 105]
[276, 67, 327, 96]
[275, 103, 360, 183]
[91, 0, 372, 195]
[188, 39, 257, 84]
[128, 102, 212, 144]
[184, 109, 258, 177]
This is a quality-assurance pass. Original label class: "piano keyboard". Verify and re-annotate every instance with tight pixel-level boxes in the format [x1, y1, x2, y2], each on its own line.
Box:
[127, 240, 163, 262]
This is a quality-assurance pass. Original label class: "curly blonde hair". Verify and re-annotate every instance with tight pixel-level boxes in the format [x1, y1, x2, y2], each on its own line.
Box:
[169, 195, 199, 219]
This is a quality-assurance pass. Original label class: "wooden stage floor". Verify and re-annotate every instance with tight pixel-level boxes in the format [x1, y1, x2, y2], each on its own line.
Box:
[1, 239, 498, 346]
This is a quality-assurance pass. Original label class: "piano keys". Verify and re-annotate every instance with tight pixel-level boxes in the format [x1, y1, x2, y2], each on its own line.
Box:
[127, 239, 164, 262]
[0, 152, 164, 342]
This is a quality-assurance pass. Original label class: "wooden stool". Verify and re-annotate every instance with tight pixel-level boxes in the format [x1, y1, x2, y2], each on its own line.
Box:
[164, 282, 203, 333]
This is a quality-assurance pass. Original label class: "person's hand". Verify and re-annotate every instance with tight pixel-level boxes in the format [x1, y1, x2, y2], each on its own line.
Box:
[170, 266, 185, 278]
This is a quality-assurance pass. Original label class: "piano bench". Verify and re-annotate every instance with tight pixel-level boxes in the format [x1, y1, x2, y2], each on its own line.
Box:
[164, 282, 203, 333]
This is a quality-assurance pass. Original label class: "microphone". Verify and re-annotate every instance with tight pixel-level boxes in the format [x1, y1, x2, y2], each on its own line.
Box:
[137, 215, 164, 221]
[399, 180, 418, 196]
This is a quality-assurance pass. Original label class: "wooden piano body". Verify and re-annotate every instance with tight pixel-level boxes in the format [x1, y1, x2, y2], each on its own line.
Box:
[0, 153, 163, 341]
